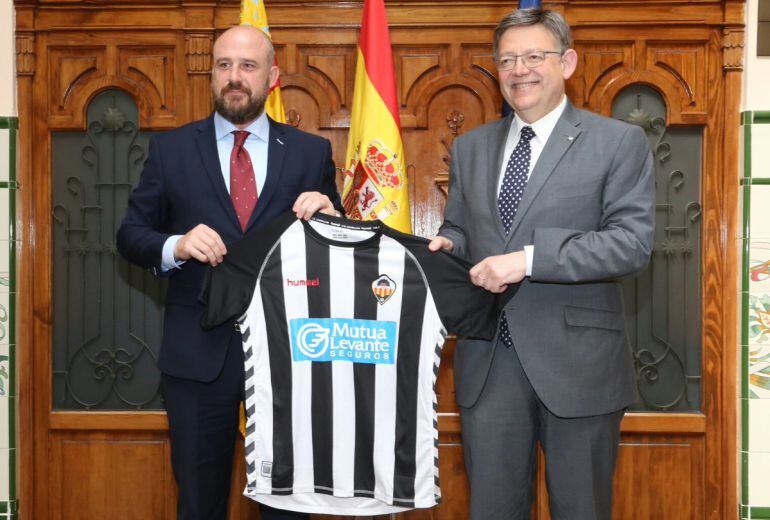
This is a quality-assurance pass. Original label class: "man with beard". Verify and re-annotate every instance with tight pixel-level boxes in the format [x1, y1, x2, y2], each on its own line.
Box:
[117, 25, 342, 520]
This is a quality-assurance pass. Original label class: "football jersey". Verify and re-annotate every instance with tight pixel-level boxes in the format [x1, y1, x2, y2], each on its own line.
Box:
[200, 212, 511, 516]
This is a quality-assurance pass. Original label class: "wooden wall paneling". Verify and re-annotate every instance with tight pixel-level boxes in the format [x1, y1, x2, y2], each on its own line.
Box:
[14, 4, 35, 518]
[49, 431, 175, 520]
[13, 2, 742, 519]
[720, 16, 744, 518]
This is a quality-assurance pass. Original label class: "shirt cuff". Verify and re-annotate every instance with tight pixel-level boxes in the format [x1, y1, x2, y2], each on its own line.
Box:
[524, 245, 534, 277]
[161, 235, 185, 272]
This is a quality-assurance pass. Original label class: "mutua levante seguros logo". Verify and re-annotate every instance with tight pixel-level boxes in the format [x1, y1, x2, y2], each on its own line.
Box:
[290, 318, 396, 365]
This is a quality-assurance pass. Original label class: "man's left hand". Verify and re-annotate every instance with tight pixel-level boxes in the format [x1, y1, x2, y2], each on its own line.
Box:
[469, 251, 527, 293]
[293, 192, 337, 220]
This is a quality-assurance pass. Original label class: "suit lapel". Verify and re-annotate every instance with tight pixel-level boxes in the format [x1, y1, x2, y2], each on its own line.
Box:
[246, 117, 286, 231]
[505, 103, 582, 243]
[195, 116, 242, 231]
[487, 115, 514, 240]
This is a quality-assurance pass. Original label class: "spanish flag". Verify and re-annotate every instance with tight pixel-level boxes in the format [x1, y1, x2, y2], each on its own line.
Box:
[240, 0, 286, 123]
[343, 0, 411, 233]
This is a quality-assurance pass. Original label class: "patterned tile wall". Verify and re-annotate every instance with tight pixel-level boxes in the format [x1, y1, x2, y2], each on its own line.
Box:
[742, 111, 770, 520]
[0, 117, 17, 519]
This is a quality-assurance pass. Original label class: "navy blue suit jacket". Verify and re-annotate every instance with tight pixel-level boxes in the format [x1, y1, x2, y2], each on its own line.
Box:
[117, 114, 342, 382]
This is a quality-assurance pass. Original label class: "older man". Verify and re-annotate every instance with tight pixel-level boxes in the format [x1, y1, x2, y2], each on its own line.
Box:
[429, 9, 655, 520]
[118, 25, 342, 520]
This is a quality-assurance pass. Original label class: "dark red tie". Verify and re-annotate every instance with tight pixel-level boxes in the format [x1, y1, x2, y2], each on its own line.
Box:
[230, 130, 258, 231]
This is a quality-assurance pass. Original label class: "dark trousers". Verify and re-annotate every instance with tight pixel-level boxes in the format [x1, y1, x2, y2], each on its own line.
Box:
[162, 332, 309, 520]
[460, 340, 624, 520]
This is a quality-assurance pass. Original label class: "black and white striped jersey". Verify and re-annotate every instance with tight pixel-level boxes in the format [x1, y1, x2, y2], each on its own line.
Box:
[200, 212, 509, 516]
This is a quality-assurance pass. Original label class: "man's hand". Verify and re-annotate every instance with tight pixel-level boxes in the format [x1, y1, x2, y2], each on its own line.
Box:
[293, 192, 336, 220]
[428, 236, 454, 253]
[174, 224, 227, 266]
[469, 250, 527, 293]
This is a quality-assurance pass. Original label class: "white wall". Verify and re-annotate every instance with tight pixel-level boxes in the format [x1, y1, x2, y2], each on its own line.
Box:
[745, 0, 770, 110]
[0, 0, 16, 116]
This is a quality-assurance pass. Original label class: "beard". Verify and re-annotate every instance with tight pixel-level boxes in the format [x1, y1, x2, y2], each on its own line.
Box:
[212, 80, 269, 125]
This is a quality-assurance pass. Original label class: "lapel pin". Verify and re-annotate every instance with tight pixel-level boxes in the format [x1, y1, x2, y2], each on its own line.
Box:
[567, 136, 574, 141]
[277, 138, 285, 145]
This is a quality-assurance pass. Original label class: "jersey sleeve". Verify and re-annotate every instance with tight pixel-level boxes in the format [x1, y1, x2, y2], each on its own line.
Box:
[199, 211, 297, 330]
[396, 231, 516, 341]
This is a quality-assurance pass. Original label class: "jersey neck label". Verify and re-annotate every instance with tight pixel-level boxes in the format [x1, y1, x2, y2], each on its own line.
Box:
[290, 318, 397, 364]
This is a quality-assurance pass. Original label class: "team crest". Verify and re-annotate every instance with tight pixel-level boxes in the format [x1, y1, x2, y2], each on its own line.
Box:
[371, 274, 397, 305]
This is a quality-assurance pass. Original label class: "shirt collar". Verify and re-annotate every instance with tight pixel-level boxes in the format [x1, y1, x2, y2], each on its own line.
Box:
[512, 94, 567, 142]
[213, 111, 270, 143]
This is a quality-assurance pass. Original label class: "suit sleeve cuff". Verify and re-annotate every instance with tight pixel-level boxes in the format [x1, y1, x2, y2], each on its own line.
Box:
[524, 245, 533, 277]
[161, 235, 185, 272]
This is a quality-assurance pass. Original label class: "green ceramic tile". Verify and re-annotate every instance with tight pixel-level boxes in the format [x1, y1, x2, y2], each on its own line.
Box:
[0, 119, 17, 130]
[744, 238, 751, 293]
[746, 184, 753, 240]
[744, 397, 751, 451]
[754, 112, 770, 124]
[744, 293, 751, 400]
[745, 451, 751, 507]
[752, 506, 770, 518]
[746, 120, 753, 181]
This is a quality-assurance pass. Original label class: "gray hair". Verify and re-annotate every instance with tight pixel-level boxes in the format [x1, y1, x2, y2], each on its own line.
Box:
[493, 9, 573, 57]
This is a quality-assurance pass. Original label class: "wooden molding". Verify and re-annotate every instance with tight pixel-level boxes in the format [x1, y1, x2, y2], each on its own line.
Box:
[185, 33, 212, 74]
[722, 27, 745, 71]
[15, 33, 35, 76]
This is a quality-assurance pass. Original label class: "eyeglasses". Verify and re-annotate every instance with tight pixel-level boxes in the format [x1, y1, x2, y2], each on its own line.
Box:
[494, 51, 563, 71]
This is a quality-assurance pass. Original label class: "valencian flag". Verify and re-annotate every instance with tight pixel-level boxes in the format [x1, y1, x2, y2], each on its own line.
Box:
[343, 0, 411, 233]
[240, 0, 286, 123]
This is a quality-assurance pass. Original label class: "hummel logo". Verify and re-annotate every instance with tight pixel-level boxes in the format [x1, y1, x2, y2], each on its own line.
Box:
[286, 277, 320, 287]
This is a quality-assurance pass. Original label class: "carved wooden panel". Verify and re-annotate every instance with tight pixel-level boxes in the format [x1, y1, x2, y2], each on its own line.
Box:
[118, 45, 177, 118]
[49, 432, 176, 520]
[48, 46, 106, 115]
[612, 435, 704, 519]
[571, 42, 633, 108]
[647, 43, 708, 112]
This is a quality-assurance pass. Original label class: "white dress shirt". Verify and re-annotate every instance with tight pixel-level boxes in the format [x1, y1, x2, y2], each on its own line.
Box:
[161, 111, 271, 271]
[497, 96, 567, 276]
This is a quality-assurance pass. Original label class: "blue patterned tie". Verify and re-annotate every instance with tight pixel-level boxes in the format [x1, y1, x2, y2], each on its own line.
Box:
[497, 125, 535, 347]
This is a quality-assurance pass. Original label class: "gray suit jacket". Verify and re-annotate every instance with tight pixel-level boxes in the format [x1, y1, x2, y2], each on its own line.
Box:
[440, 101, 655, 418]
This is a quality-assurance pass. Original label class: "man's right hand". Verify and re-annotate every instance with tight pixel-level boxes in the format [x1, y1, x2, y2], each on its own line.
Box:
[428, 236, 453, 253]
[174, 224, 227, 266]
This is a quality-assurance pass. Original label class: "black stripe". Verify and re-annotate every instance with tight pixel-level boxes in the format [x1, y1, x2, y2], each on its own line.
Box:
[261, 243, 294, 491]
[352, 244, 379, 495]
[393, 253, 427, 502]
[306, 235, 334, 492]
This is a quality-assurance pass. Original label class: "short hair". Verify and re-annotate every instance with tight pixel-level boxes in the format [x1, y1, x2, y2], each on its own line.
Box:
[493, 9, 573, 57]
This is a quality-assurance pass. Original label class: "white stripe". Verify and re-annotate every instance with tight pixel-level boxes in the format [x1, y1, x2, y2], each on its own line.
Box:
[413, 288, 445, 507]
[281, 221, 315, 490]
[244, 278, 274, 492]
[373, 235, 405, 502]
[330, 246, 356, 496]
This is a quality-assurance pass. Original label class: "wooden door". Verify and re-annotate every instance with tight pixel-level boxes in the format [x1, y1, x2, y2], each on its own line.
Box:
[15, 1, 742, 519]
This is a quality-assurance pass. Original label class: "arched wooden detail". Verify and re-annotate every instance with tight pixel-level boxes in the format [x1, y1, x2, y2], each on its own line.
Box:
[408, 75, 500, 128]
[44, 34, 186, 130]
